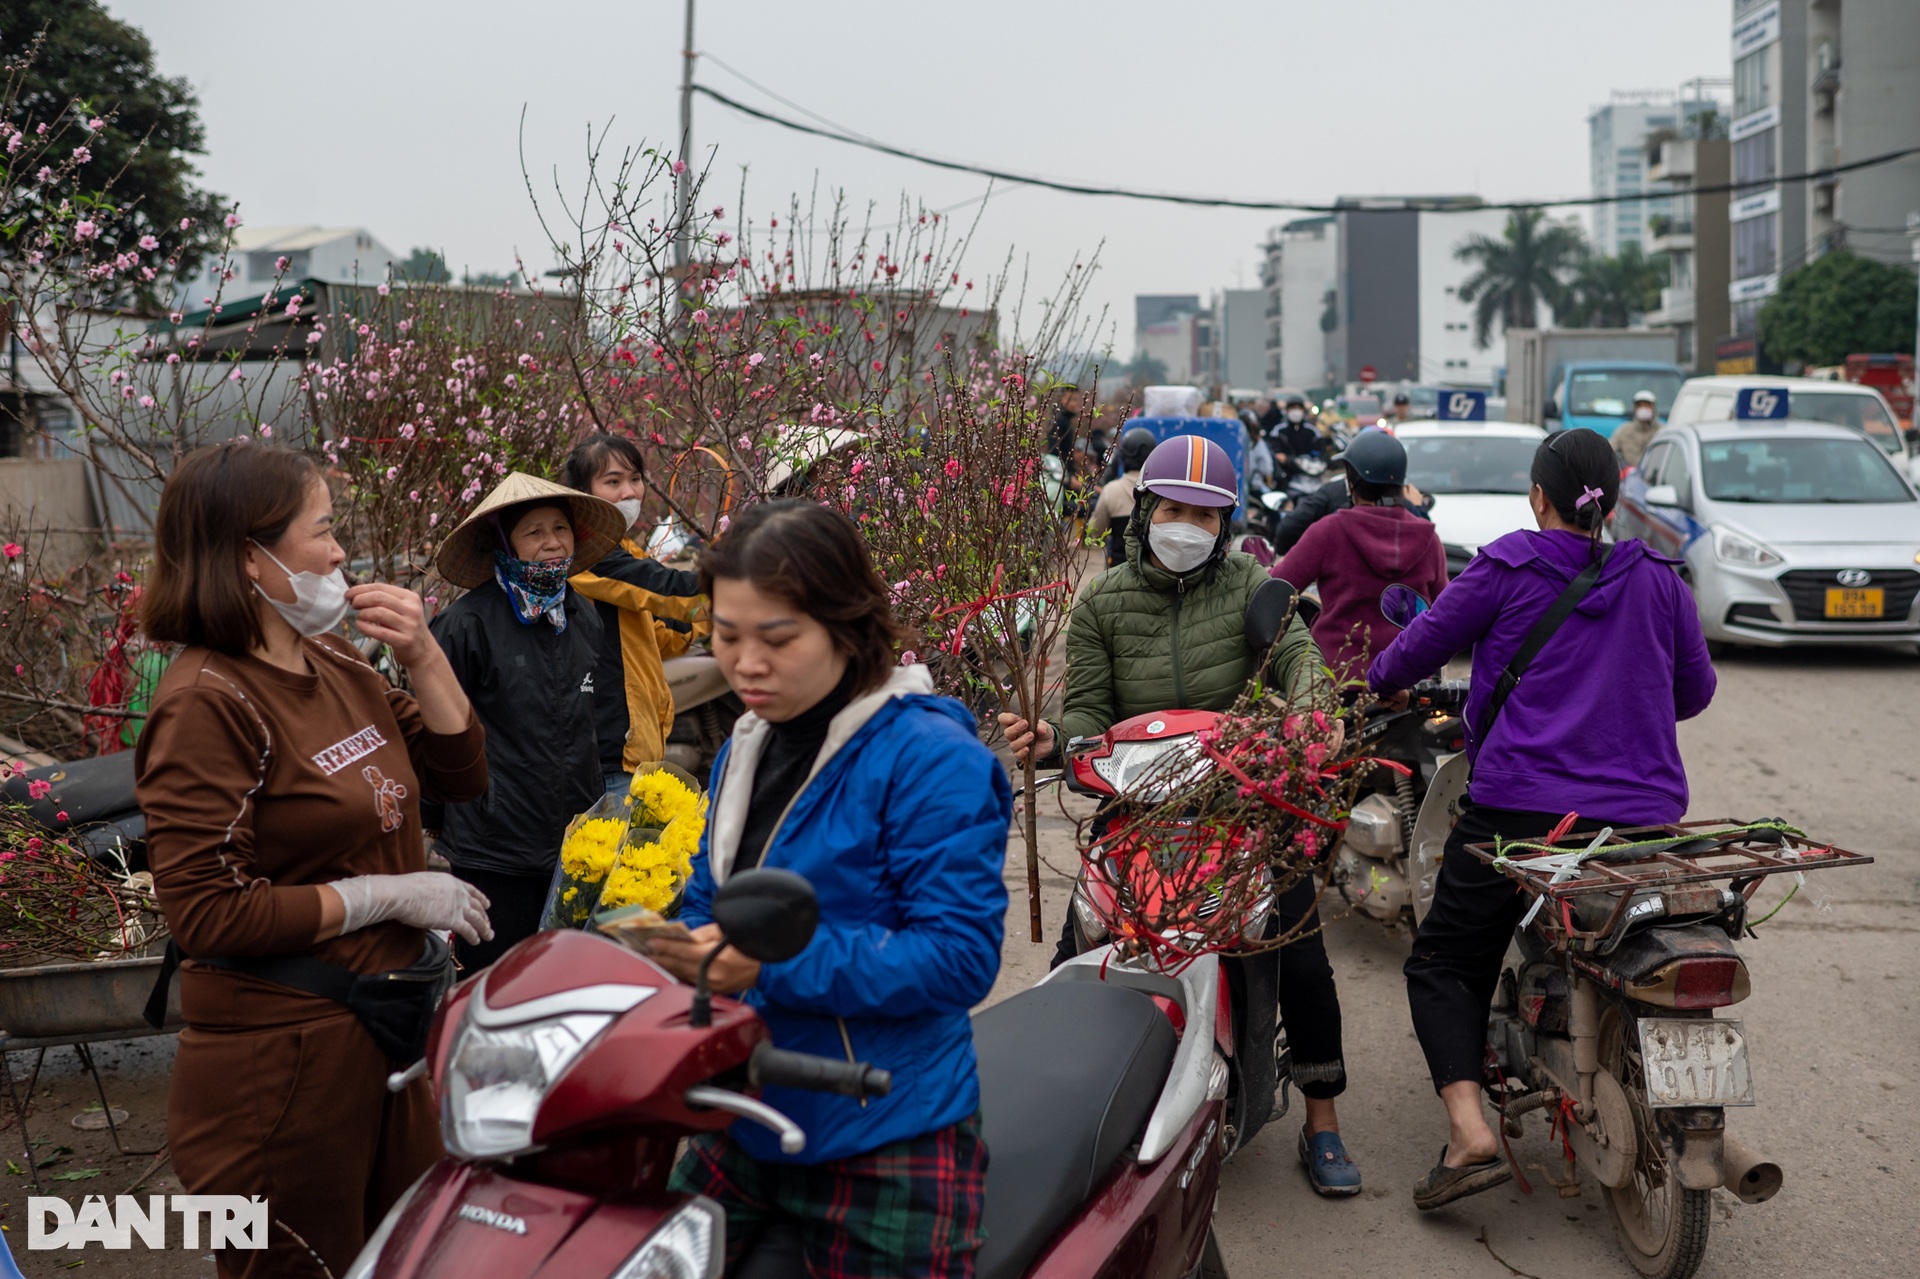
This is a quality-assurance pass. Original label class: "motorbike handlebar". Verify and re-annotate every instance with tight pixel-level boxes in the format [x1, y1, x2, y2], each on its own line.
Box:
[1409, 678, 1470, 707]
[750, 1043, 893, 1100]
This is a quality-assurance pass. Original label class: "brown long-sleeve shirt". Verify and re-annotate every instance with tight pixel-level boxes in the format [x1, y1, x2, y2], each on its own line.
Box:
[136, 634, 487, 1029]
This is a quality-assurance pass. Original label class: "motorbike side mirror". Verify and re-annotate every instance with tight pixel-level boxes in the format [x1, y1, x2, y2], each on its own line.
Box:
[690, 869, 819, 1027]
[1245, 578, 1298, 652]
[1380, 584, 1430, 628]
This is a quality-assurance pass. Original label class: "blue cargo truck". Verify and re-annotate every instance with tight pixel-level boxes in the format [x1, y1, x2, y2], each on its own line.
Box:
[1503, 328, 1685, 439]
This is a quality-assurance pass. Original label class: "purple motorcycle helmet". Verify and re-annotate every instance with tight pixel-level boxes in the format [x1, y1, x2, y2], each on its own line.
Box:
[1135, 435, 1239, 508]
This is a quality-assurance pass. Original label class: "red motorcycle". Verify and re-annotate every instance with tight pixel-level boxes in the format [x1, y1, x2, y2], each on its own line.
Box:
[345, 868, 1232, 1279]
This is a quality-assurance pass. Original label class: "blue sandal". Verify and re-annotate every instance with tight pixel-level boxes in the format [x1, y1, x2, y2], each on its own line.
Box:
[1299, 1127, 1363, 1196]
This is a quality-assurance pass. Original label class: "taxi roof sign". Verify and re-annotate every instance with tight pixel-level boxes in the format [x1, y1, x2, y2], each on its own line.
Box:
[1733, 386, 1790, 419]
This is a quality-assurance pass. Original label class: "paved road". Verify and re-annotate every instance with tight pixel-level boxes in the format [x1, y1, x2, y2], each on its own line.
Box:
[995, 643, 1917, 1279]
[9, 645, 1912, 1277]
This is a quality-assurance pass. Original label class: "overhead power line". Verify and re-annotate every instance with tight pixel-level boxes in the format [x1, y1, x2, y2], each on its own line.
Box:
[693, 82, 1920, 216]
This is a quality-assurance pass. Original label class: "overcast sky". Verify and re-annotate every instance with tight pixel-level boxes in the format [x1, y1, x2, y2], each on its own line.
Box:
[109, 0, 1732, 355]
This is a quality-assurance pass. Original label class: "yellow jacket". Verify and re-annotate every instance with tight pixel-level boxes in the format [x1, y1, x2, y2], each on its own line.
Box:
[569, 538, 710, 771]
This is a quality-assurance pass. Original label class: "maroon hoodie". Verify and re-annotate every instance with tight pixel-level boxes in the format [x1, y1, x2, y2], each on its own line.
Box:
[1273, 503, 1449, 682]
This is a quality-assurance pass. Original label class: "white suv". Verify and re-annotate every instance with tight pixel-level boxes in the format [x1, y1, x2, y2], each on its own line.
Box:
[1666, 375, 1919, 482]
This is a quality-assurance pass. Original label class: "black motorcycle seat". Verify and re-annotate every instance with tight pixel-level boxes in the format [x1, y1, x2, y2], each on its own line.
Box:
[973, 980, 1177, 1279]
[3, 754, 138, 829]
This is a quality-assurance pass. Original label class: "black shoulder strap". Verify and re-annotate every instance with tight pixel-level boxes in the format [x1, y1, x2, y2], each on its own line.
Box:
[1476, 544, 1613, 749]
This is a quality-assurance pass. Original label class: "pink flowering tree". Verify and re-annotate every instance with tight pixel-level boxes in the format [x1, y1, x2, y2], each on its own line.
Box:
[298, 285, 590, 590]
[525, 130, 1106, 538]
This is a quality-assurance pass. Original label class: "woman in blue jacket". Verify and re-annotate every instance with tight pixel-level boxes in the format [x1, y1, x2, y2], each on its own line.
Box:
[650, 499, 1011, 1278]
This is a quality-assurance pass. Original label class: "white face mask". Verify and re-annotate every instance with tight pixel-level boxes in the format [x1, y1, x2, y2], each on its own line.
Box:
[1148, 520, 1217, 574]
[1634, 405, 1655, 422]
[1286, 409, 1305, 424]
[251, 542, 352, 637]
[614, 497, 644, 529]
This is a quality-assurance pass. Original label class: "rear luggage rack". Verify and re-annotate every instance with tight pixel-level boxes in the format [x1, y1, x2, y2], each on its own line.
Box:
[1464, 819, 1873, 951]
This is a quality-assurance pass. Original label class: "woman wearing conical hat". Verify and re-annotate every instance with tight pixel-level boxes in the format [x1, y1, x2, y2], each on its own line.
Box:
[428, 472, 625, 968]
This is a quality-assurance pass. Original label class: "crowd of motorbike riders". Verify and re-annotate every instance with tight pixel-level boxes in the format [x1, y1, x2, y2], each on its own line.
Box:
[127, 371, 1712, 1275]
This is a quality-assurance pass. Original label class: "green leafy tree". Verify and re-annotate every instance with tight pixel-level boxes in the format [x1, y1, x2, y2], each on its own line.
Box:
[462, 269, 513, 289]
[0, 0, 224, 288]
[1453, 208, 1585, 348]
[1758, 250, 1917, 368]
[1120, 350, 1168, 384]
[394, 246, 451, 283]
[1560, 244, 1668, 328]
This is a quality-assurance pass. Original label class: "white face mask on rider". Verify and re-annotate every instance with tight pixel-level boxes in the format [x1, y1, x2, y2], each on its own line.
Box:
[250, 542, 352, 637]
[1634, 405, 1654, 422]
[1286, 408, 1305, 424]
[1148, 520, 1217, 574]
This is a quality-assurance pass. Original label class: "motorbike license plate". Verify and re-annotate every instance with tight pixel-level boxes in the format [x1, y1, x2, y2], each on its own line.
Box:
[1825, 587, 1883, 619]
[1635, 1019, 1755, 1108]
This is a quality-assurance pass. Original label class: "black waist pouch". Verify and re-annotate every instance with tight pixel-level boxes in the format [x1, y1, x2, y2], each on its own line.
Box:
[145, 933, 454, 1064]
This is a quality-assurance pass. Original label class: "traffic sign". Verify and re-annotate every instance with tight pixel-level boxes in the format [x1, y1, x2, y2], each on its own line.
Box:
[1359, 366, 1377, 384]
[1436, 389, 1487, 421]
[1733, 386, 1789, 419]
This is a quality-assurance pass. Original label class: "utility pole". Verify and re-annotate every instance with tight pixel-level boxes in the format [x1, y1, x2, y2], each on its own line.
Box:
[674, 0, 696, 270]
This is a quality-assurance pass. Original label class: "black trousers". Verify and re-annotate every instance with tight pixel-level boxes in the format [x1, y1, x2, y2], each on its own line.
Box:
[1056, 854, 1347, 1100]
[449, 864, 552, 971]
[1404, 803, 1620, 1091]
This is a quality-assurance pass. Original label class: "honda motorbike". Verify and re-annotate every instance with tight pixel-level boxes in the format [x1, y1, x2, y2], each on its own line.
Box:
[1053, 579, 1313, 1159]
[1470, 819, 1868, 1279]
[347, 868, 1232, 1279]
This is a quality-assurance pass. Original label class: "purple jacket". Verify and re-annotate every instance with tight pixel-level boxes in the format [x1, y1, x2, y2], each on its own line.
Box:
[1367, 529, 1715, 824]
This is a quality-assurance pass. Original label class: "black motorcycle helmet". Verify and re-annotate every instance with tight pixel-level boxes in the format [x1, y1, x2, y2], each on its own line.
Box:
[1331, 427, 1407, 487]
[1119, 426, 1158, 473]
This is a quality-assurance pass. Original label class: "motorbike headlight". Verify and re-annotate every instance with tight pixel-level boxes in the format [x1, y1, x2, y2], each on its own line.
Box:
[1091, 734, 1208, 802]
[442, 1009, 617, 1159]
[1071, 888, 1110, 943]
[1710, 525, 1783, 568]
[612, 1198, 725, 1279]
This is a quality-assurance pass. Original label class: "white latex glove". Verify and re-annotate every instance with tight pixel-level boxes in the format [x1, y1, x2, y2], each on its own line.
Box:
[332, 872, 493, 946]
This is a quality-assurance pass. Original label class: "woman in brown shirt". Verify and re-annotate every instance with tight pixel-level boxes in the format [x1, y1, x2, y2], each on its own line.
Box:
[136, 441, 490, 1278]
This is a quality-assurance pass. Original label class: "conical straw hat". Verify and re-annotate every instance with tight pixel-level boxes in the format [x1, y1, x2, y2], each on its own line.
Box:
[434, 471, 626, 589]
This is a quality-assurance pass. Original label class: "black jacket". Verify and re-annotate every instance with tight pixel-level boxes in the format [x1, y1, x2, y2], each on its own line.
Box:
[1264, 422, 1327, 476]
[1273, 476, 1435, 553]
[429, 581, 603, 877]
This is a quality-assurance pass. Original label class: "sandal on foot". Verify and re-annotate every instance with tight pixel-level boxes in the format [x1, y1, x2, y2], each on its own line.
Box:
[1412, 1146, 1511, 1211]
[1298, 1127, 1363, 1196]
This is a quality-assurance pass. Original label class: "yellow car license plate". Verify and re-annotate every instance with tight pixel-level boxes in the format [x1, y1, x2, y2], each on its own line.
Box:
[1825, 587, 1884, 619]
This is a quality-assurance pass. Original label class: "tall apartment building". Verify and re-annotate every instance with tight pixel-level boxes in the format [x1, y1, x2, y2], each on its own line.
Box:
[1803, 1, 1920, 270]
[1198, 289, 1267, 393]
[1258, 217, 1338, 390]
[1325, 198, 1508, 389]
[1648, 134, 1732, 372]
[1134, 294, 1201, 383]
[1588, 93, 1722, 255]
[1727, 0, 1809, 336]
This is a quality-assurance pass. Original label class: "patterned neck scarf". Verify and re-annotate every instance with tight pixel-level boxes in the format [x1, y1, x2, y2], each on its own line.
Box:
[494, 552, 574, 631]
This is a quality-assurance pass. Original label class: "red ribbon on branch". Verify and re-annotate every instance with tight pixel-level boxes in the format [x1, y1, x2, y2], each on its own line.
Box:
[930, 563, 1071, 657]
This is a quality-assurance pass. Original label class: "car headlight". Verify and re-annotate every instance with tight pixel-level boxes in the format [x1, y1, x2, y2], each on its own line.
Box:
[1091, 735, 1208, 801]
[612, 1198, 725, 1279]
[1711, 525, 1783, 568]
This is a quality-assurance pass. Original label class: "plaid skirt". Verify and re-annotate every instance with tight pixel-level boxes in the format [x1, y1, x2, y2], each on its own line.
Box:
[669, 1112, 987, 1278]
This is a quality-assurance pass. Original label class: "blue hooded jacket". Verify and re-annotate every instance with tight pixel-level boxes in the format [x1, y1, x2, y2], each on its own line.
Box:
[680, 665, 1011, 1164]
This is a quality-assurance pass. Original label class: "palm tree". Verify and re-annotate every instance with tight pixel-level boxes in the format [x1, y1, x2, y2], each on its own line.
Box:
[1559, 244, 1668, 328]
[1453, 208, 1586, 348]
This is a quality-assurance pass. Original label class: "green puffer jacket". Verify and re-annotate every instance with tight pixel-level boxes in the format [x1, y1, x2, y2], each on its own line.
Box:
[1047, 519, 1326, 753]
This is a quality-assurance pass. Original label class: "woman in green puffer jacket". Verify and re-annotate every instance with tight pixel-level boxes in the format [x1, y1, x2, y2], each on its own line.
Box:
[999, 433, 1365, 1199]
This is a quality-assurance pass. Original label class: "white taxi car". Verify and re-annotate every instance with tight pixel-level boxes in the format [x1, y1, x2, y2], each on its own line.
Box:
[1614, 419, 1920, 651]
[1396, 420, 1548, 579]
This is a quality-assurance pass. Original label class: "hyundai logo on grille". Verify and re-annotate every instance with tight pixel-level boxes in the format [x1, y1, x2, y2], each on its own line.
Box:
[1835, 569, 1872, 588]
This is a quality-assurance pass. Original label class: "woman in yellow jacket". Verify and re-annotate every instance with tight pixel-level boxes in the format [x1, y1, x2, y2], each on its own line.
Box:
[563, 433, 710, 792]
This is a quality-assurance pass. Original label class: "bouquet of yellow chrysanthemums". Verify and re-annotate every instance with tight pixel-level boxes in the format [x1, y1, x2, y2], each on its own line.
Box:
[541, 763, 706, 930]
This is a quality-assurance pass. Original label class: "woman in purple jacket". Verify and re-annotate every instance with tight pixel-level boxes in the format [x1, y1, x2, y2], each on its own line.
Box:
[1367, 427, 1716, 1210]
